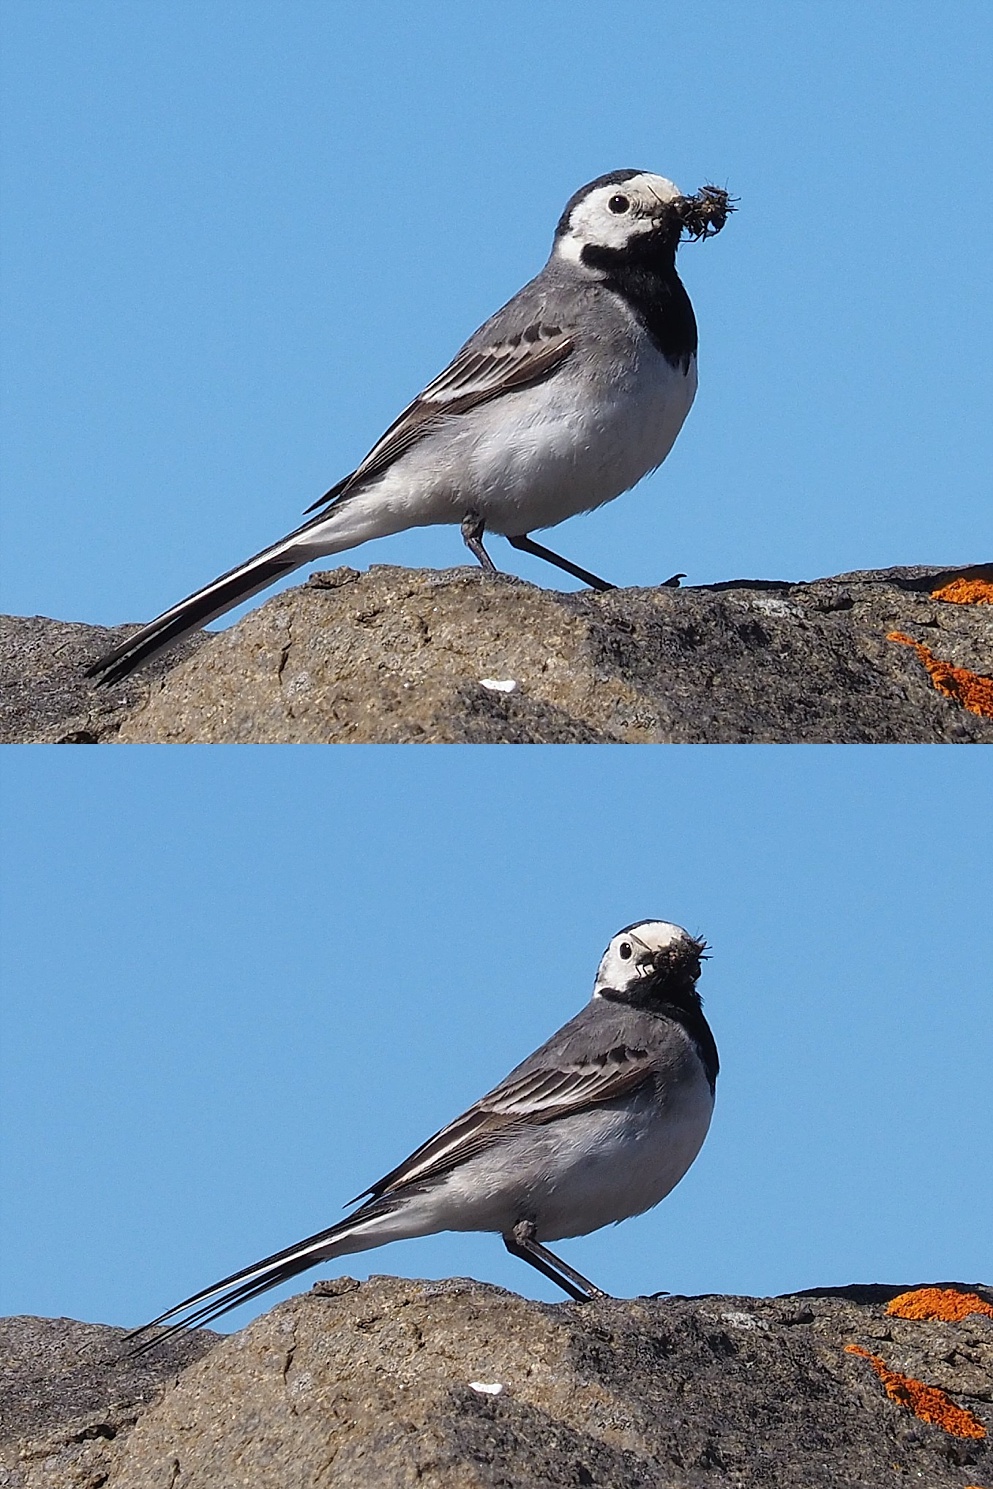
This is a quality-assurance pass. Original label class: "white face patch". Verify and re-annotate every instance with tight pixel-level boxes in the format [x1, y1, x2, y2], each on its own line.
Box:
[592, 919, 692, 995]
[625, 920, 687, 954]
[556, 173, 683, 266]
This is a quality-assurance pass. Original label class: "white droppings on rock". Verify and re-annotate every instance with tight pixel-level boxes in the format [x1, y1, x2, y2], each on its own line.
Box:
[750, 595, 798, 619]
[719, 1310, 769, 1331]
[479, 678, 517, 693]
[469, 1381, 504, 1395]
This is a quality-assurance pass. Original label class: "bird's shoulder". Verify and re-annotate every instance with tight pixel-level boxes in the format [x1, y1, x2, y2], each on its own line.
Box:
[457, 258, 634, 357]
[497, 999, 649, 1080]
[505, 999, 714, 1098]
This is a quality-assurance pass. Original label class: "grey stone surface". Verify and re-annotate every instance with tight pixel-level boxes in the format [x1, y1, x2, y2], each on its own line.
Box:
[0, 1315, 216, 1489]
[2, 563, 991, 743]
[0, 616, 204, 744]
[2, 1279, 990, 1488]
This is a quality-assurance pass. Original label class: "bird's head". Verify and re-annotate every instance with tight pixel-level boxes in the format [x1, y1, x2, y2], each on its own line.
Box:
[593, 919, 707, 1009]
[553, 170, 733, 273]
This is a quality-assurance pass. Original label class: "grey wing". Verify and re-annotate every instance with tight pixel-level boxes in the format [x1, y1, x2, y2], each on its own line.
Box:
[304, 318, 574, 513]
[351, 1040, 653, 1204]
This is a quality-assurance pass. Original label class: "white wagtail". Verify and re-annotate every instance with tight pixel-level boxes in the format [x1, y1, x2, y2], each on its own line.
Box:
[88, 173, 731, 685]
[129, 920, 718, 1352]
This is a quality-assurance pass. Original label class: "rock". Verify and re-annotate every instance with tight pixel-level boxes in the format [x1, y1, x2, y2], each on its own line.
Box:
[0, 1314, 216, 1489]
[2, 563, 991, 743]
[0, 616, 205, 745]
[1, 1279, 990, 1488]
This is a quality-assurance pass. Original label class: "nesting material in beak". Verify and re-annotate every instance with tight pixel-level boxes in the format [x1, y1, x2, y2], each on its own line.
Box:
[674, 185, 736, 241]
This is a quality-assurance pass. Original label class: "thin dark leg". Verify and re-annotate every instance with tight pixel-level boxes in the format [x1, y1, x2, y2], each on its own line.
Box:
[506, 533, 616, 593]
[503, 1232, 589, 1301]
[503, 1220, 608, 1303]
[461, 511, 498, 573]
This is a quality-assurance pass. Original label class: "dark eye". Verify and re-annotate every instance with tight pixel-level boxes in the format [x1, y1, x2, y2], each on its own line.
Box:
[618, 941, 632, 959]
[608, 194, 630, 214]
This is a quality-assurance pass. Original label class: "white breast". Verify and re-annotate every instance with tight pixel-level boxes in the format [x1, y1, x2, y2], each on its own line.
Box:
[527, 1065, 714, 1241]
[464, 344, 698, 534]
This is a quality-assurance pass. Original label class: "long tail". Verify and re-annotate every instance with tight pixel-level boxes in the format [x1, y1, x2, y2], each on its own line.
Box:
[87, 479, 368, 687]
[86, 522, 324, 687]
[126, 1197, 399, 1354]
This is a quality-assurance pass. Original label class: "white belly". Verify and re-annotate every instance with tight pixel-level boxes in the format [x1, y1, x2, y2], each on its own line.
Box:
[461, 346, 698, 534]
[527, 1074, 713, 1241]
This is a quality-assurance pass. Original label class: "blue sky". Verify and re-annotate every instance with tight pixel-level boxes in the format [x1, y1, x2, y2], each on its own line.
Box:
[1, 1, 990, 630]
[2, 748, 990, 1328]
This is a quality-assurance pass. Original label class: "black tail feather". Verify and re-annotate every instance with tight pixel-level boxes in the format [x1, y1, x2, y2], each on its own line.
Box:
[123, 1197, 400, 1355]
[86, 552, 300, 687]
[126, 1257, 319, 1356]
[126, 1216, 355, 1342]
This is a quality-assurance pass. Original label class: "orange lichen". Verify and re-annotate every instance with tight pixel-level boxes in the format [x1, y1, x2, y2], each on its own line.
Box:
[888, 632, 993, 719]
[932, 577, 993, 605]
[886, 1287, 993, 1323]
[846, 1345, 986, 1439]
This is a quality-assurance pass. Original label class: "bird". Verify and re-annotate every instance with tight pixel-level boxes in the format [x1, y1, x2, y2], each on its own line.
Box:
[87, 171, 732, 685]
[128, 919, 718, 1353]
